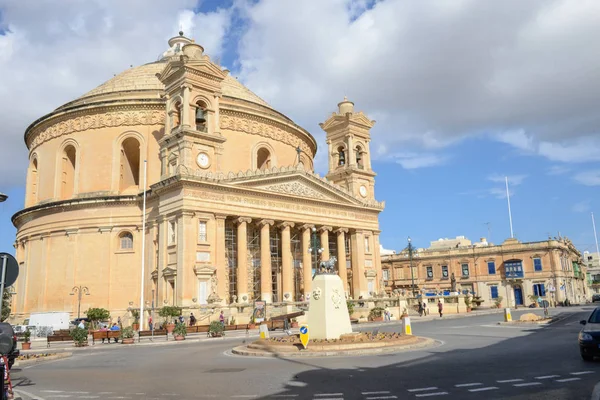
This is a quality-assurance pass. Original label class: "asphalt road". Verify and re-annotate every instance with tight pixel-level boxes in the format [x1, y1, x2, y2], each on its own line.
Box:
[10, 307, 600, 400]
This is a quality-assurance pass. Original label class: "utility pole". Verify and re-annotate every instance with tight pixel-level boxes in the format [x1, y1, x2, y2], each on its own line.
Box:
[408, 237, 416, 298]
[70, 286, 90, 319]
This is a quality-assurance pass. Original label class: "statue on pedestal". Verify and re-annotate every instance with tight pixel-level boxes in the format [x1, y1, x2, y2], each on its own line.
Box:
[451, 273, 457, 292]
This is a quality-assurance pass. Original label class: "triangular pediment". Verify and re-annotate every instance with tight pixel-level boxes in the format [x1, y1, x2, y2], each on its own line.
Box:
[225, 168, 364, 206]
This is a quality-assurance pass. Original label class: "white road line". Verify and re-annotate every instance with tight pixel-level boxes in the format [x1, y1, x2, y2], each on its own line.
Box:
[557, 377, 581, 382]
[107, 397, 132, 399]
[365, 396, 397, 400]
[314, 394, 343, 397]
[454, 383, 482, 387]
[497, 379, 523, 383]
[97, 393, 114, 395]
[468, 387, 498, 392]
[362, 392, 390, 395]
[78, 397, 99, 399]
[271, 396, 299, 398]
[41, 391, 65, 393]
[69, 392, 89, 395]
[14, 389, 48, 400]
[535, 375, 560, 379]
[312, 398, 343, 400]
[513, 382, 542, 387]
[408, 387, 438, 392]
[45, 396, 72, 399]
[415, 392, 448, 398]
[231, 396, 258, 398]
[571, 371, 595, 375]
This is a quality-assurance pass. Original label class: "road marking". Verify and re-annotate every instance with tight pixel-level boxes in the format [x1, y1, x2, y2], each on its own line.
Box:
[45, 396, 72, 399]
[271, 396, 299, 398]
[362, 392, 390, 395]
[513, 382, 542, 387]
[107, 397, 132, 399]
[78, 397, 100, 399]
[454, 383, 482, 387]
[41, 391, 65, 393]
[408, 387, 438, 392]
[98, 393, 114, 395]
[415, 392, 448, 397]
[497, 379, 523, 383]
[365, 397, 397, 400]
[231, 396, 258, 398]
[312, 398, 343, 400]
[14, 389, 48, 400]
[535, 375, 560, 379]
[314, 395, 343, 397]
[571, 371, 595, 375]
[468, 387, 498, 392]
[557, 377, 581, 382]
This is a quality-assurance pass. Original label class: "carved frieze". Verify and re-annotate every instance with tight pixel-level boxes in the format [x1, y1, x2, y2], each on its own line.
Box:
[29, 108, 166, 150]
[260, 182, 327, 200]
[220, 112, 313, 156]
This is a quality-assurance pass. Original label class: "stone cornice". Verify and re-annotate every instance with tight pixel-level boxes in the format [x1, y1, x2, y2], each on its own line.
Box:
[278, 221, 295, 229]
[25, 101, 165, 150]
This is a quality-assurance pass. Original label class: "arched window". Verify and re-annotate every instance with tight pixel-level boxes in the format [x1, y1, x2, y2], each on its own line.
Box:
[195, 101, 207, 132]
[173, 101, 181, 127]
[119, 137, 140, 191]
[29, 158, 38, 205]
[355, 146, 364, 169]
[257, 147, 271, 170]
[119, 232, 134, 250]
[61, 145, 76, 199]
[337, 146, 346, 166]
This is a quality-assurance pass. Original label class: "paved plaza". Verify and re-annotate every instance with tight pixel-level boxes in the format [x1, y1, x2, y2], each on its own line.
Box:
[8, 307, 600, 400]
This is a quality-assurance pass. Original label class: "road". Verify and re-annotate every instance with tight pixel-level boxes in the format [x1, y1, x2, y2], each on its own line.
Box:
[10, 307, 600, 400]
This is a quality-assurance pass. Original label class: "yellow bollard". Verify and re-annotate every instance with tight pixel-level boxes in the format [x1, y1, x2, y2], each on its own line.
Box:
[403, 317, 412, 335]
[504, 308, 512, 322]
[259, 324, 270, 339]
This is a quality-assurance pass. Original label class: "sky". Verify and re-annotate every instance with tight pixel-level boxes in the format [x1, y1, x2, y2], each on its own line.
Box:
[0, 0, 599, 256]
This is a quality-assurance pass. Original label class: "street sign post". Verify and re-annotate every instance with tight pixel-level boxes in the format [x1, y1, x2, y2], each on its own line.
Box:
[0, 254, 18, 318]
[299, 324, 309, 349]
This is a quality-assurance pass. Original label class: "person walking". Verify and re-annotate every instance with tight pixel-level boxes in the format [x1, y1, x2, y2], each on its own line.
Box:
[437, 300, 443, 318]
[148, 316, 153, 331]
[418, 302, 424, 317]
[219, 311, 225, 327]
[423, 301, 428, 316]
[384, 306, 391, 321]
[189, 313, 197, 326]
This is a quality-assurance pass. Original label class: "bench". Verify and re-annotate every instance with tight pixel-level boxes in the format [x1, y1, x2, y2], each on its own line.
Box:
[47, 334, 73, 347]
[91, 330, 121, 344]
[138, 329, 168, 342]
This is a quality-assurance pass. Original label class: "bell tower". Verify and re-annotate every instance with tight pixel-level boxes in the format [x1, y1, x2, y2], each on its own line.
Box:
[321, 97, 377, 200]
[156, 32, 228, 177]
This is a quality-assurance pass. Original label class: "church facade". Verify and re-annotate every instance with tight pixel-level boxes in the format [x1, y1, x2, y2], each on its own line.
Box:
[11, 33, 385, 321]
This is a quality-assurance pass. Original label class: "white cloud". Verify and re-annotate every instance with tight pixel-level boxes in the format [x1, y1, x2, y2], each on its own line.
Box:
[548, 165, 571, 175]
[572, 200, 591, 213]
[388, 152, 447, 170]
[574, 170, 600, 186]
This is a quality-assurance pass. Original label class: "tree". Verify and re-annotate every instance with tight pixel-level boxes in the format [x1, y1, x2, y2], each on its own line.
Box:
[85, 308, 110, 329]
[1, 289, 11, 322]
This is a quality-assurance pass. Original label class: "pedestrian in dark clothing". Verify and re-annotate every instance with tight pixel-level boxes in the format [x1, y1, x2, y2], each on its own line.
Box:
[418, 302, 424, 317]
[437, 300, 443, 317]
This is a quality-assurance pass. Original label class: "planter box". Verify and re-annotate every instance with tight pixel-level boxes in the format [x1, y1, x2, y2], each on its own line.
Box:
[122, 338, 134, 344]
[224, 325, 236, 331]
[21, 342, 31, 350]
[166, 324, 175, 334]
[174, 335, 185, 341]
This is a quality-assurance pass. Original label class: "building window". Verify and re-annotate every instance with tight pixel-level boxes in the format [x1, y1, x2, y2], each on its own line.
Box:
[198, 221, 207, 242]
[61, 145, 77, 200]
[119, 232, 133, 250]
[441, 265, 448, 278]
[426, 266, 433, 279]
[488, 261, 496, 275]
[256, 147, 272, 170]
[383, 269, 390, 281]
[461, 263, 469, 277]
[533, 283, 546, 297]
[119, 137, 140, 192]
[364, 236, 370, 253]
[168, 220, 177, 245]
[533, 257, 543, 272]
[490, 285, 499, 299]
[337, 146, 346, 166]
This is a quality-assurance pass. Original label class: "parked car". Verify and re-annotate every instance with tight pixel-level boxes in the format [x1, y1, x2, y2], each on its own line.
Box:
[579, 307, 600, 361]
[0, 322, 20, 370]
[69, 318, 90, 328]
[592, 294, 600, 303]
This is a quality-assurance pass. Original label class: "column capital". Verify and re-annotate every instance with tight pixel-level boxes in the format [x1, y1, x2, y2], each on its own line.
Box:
[278, 221, 295, 230]
[235, 217, 252, 225]
[214, 214, 228, 221]
[335, 227, 349, 234]
[300, 224, 315, 231]
[319, 226, 333, 232]
[257, 219, 275, 227]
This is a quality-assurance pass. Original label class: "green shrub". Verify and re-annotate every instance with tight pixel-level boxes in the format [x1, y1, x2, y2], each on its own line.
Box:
[85, 308, 110, 329]
[70, 327, 88, 346]
[130, 309, 140, 324]
[209, 321, 224, 336]
[494, 296, 503, 308]
[173, 322, 187, 337]
[369, 307, 384, 319]
[158, 306, 182, 322]
[346, 300, 354, 316]
[23, 329, 31, 343]
[120, 326, 135, 339]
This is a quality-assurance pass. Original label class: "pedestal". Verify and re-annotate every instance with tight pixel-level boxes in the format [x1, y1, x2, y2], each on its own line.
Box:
[307, 274, 353, 340]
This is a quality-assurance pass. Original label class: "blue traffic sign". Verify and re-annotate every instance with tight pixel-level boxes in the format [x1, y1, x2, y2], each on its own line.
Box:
[300, 326, 308, 334]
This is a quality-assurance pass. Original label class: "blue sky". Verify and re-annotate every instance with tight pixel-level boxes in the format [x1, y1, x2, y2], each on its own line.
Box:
[0, 0, 600, 256]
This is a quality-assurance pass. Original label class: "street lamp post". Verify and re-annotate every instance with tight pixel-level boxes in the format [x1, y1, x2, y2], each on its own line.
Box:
[308, 227, 323, 277]
[408, 237, 416, 298]
[70, 285, 90, 319]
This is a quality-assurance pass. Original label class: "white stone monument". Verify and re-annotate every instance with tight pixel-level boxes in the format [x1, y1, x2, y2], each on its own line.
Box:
[307, 273, 353, 340]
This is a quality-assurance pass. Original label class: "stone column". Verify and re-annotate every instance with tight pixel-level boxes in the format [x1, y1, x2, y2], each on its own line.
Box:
[279, 222, 295, 302]
[215, 214, 227, 304]
[156, 217, 166, 306]
[236, 217, 252, 303]
[336, 228, 349, 295]
[301, 224, 314, 299]
[259, 219, 274, 303]
[182, 85, 191, 127]
[319, 226, 332, 261]
[373, 232, 382, 294]
[350, 230, 368, 298]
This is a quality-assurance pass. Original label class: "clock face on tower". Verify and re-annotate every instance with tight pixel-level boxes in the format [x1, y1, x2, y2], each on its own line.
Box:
[359, 185, 367, 197]
[196, 152, 210, 169]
